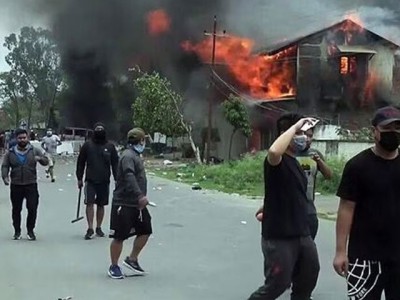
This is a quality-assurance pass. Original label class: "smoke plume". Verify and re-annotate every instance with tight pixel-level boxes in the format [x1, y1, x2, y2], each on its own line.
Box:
[3, 0, 400, 130]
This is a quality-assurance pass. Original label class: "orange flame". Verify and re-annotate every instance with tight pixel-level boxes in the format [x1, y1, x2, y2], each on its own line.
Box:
[146, 9, 171, 36]
[182, 36, 296, 100]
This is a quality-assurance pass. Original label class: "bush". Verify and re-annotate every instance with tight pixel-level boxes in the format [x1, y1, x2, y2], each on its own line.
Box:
[154, 152, 347, 197]
[316, 156, 347, 194]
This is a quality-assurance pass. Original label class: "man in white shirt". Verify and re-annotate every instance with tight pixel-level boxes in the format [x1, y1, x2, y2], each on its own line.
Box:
[41, 128, 62, 182]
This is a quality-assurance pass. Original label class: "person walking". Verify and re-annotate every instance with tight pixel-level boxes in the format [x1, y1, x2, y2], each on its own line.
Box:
[108, 128, 152, 279]
[41, 128, 62, 182]
[334, 106, 400, 300]
[1, 128, 49, 240]
[248, 113, 320, 300]
[76, 122, 119, 240]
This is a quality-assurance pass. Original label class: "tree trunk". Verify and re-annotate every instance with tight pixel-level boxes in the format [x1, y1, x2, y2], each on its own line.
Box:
[13, 97, 20, 129]
[187, 132, 202, 164]
[228, 129, 237, 161]
[27, 97, 34, 129]
[172, 135, 176, 160]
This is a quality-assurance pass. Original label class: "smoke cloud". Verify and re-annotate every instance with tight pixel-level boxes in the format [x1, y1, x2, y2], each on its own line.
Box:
[2, 0, 400, 130]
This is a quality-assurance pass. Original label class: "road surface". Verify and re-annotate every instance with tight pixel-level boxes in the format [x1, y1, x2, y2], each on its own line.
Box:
[0, 158, 347, 300]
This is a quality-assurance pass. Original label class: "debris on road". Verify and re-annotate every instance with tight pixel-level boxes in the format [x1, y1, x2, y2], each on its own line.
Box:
[241, 221, 247, 225]
[192, 182, 202, 190]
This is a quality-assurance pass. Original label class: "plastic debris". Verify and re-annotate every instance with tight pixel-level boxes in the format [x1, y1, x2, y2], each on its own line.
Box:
[192, 183, 202, 190]
[241, 221, 247, 225]
[163, 160, 173, 166]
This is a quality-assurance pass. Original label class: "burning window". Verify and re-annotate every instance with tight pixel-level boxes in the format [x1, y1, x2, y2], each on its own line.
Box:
[340, 56, 357, 75]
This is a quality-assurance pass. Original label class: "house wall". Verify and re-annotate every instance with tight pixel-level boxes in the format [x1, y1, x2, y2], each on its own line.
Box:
[369, 44, 395, 91]
[313, 140, 372, 159]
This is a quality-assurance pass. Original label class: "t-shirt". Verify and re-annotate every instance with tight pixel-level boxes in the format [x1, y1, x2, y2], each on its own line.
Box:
[262, 154, 310, 239]
[337, 148, 400, 262]
[296, 148, 323, 215]
[42, 135, 60, 155]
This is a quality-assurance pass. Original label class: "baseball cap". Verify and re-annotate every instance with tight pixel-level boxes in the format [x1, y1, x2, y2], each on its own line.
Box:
[127, 128, 145, 140]
[371, 106, 400, 127]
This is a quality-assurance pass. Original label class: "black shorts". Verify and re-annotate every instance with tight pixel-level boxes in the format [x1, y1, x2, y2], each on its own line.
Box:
[347, 259, 400, 299]
[84, 182, 109, 206]
[109, 206, 152, 241]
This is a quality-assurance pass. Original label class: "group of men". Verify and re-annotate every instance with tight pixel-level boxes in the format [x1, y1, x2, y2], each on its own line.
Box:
[1, 123, 152, 278]
[250, 106, 400, 300]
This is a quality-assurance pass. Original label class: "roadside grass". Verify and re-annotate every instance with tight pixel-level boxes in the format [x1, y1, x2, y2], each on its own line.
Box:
[148, 152, 347, 197]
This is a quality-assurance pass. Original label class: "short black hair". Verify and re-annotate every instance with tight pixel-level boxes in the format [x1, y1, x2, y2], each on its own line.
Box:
[15, 128, 28, 137]
[276, 113, 303, 134]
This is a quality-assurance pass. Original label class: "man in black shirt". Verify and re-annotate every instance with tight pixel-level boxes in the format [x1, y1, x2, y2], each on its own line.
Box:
[248, 113, 320, 300]
[334, 106, 400, 300]
[76, 123, 119, 240]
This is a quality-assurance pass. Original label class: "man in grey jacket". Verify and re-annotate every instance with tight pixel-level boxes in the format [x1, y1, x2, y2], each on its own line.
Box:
[2, 128, 49, 240]
[108, 128, 151, 279]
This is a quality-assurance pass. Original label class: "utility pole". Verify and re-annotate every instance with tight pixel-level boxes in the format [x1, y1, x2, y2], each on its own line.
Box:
[204, 15, 226, 164]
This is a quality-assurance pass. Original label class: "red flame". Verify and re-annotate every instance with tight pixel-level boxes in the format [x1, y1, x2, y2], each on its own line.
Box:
[182, 36, 296, 100]
[146, 9, 171, 36]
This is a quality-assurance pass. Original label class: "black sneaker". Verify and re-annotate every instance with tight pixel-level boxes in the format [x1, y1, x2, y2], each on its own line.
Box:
[123, 257, 145, 275]
[51, 178, 55, 183]
[13, 231, 21, 240]
[27, 231, 36, 241]
[96, 227, 105, 237]
[84, 228, 94, 240]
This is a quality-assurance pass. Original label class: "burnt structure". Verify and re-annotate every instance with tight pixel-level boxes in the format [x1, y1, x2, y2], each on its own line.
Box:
[248, 19, 400, 151]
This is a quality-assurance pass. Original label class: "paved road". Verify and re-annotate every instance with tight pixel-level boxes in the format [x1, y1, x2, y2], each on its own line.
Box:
[0, 158, 347, 300]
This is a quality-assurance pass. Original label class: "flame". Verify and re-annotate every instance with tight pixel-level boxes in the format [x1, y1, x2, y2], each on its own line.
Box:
[182, 36, 296, 100]
[146, 9, 171, 36]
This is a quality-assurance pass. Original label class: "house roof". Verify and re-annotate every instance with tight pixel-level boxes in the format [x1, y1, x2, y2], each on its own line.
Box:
[258, 19, 400, 55]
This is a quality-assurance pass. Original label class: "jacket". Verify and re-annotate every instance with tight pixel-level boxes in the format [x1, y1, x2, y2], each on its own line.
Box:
[1, 144, 49, 185]
[112, 148, 147, 207]
[76, 139, 119, 184]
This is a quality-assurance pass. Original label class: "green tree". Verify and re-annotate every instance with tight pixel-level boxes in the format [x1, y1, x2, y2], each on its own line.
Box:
[132, 68, 201, 163]
[3, 26, 63, 128]
[0, 71, 23, 128]
[222, 94, 252, 160]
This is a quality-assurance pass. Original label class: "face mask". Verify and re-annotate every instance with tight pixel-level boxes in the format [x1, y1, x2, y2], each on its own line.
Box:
[133, 143, 145, 154]
[379, 131, 400, 152]
[293, 135, 307, 153]
[93, 130, 106, 140]
[18, 141, 28, 148]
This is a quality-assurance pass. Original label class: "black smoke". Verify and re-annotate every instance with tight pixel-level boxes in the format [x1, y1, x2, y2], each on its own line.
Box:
[7, 0, 400, 132]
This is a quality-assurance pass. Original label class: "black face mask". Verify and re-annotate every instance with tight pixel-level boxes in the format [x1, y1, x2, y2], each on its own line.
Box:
[93, 130, 106, 141]
[17, 141, 28, 148]
[379, 131, 400, 152]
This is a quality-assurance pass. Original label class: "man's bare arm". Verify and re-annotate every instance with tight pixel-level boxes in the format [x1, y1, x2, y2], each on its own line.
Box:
[336, 198, 355, 254]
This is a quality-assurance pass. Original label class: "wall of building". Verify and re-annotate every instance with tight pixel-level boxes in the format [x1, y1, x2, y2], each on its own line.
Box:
[313, 140, 372, 159]
[369, 45, 395, 91]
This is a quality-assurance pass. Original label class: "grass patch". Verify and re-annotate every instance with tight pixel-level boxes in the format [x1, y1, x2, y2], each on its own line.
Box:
[149, 152, 347, 197]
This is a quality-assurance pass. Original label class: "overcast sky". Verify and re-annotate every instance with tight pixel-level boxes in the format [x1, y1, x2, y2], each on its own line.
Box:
[0, 1, 49, 72]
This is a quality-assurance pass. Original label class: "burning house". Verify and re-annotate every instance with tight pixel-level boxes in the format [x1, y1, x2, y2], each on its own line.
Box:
[185, 18, 400, 158]
[246, 18, 400, 151]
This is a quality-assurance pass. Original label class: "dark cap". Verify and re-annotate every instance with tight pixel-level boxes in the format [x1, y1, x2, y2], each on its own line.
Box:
[94, 122, 106, 130]
[371, 106, 400, 127]
[127, 128, 145, 140]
